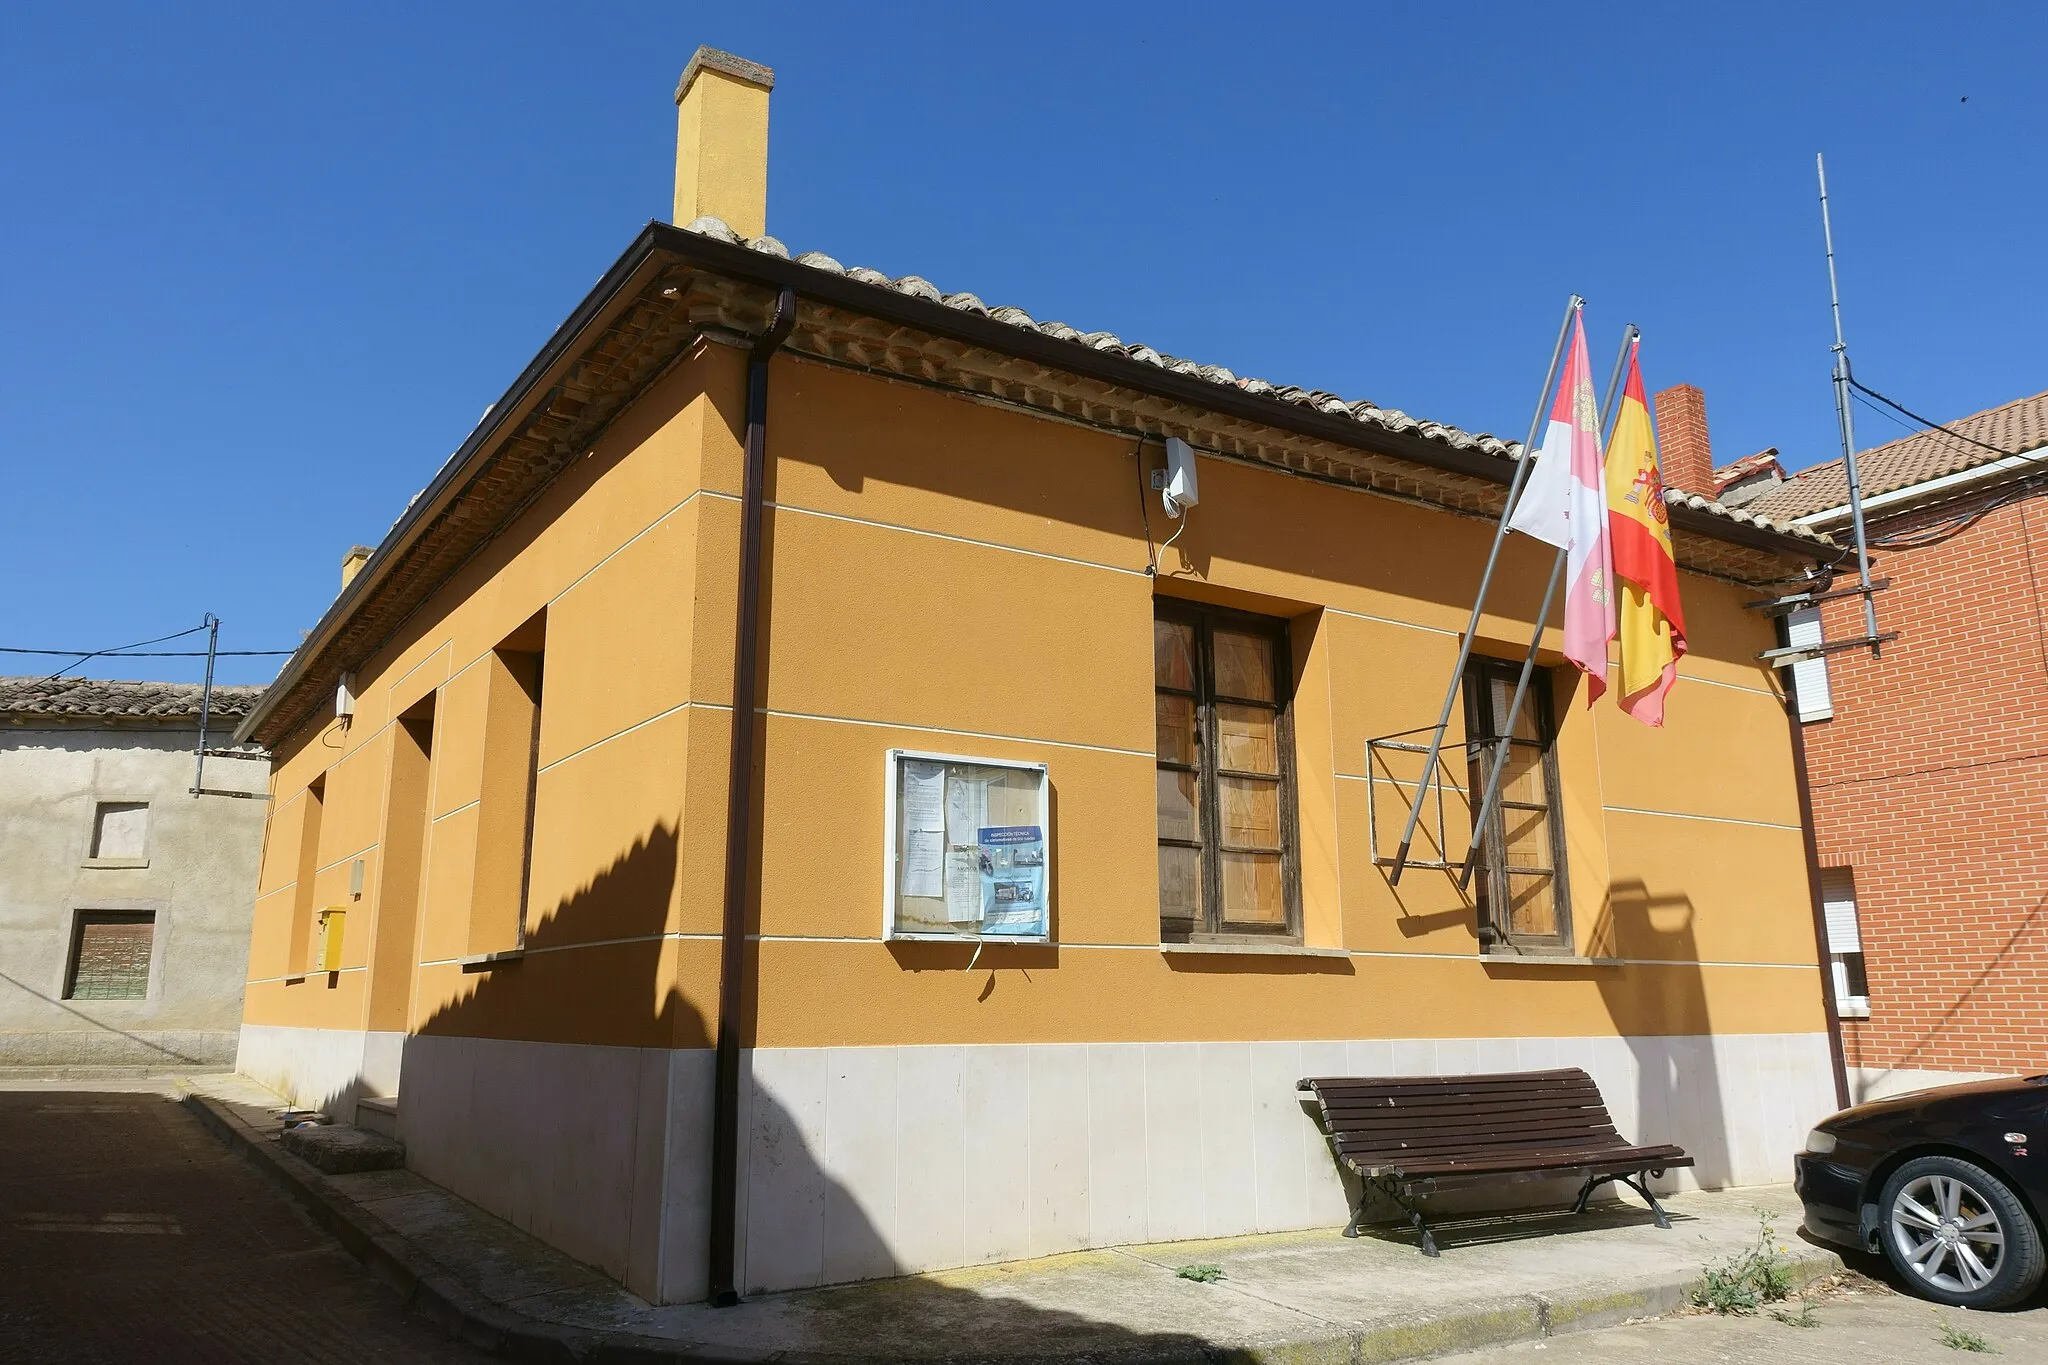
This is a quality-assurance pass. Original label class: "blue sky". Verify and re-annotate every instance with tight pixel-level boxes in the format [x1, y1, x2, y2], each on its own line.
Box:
[3, 2, 2041, 685]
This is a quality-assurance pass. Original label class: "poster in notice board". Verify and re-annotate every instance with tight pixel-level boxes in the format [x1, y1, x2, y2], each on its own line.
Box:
[888, 752, 1048, 941]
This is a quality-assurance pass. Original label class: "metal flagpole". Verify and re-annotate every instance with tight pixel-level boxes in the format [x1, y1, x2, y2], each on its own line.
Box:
[1388, 294, 1582, 885]
[1457, 328, 1635, 892]
[1817, 153, 1881, 651]
[191, 613, 219, 797]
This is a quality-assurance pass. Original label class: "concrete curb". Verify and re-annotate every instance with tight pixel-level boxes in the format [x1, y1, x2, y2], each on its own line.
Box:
[179, 1092, 771, 1364]
[180, 1090, 1845, 1364]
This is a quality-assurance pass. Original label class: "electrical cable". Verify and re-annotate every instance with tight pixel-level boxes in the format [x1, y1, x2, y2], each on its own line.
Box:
[1157, 507, 1191, 562]
[1131, 438, 1158, 576]
[0, 647, 294, 658]
[1847, 377, 2021, 459]
[20, 624, 212, 687]
[1831, 383, 2045, 551]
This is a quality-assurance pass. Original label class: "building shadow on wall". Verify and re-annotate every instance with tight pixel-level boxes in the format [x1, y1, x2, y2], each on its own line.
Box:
[265, 826, 1235, 1355]
[1584, 879, 1732, 1190]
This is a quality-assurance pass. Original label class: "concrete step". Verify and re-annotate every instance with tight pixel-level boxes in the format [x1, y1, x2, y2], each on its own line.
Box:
[354, 1094, 400, 1140]
[278, 1121, 404, 1174]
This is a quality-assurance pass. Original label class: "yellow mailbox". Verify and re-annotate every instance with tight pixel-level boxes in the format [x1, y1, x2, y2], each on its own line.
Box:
[316, 908, 346, 973]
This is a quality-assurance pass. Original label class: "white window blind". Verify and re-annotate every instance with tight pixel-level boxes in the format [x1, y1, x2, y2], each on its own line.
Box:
[1820, 868, 1869, 1015]
[1821, 871, 1861, 953]
[1786, 607, 1832, 721]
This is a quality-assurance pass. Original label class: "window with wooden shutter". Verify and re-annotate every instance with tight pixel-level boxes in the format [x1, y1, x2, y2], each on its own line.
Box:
[1463, 658, 1573, 953]
[1154, 600, 1300, 942]
[65, 912, 155, 1000]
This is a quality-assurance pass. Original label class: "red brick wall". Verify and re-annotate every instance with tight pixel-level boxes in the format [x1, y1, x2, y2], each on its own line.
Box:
[1802, 485, 2048, 1077]
[1653, 384, 1716, 496]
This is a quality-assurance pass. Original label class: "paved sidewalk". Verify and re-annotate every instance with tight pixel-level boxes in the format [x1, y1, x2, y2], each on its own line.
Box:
[185, 1076, 1843, 1364]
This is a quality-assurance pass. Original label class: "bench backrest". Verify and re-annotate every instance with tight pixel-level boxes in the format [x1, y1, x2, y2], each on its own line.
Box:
[1298, 1067, 1626, 1169]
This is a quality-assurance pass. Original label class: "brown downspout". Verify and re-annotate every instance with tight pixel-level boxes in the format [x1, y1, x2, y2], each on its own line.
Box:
[709, 286, 796, 1306]
[1779, 615, 1853, 1111]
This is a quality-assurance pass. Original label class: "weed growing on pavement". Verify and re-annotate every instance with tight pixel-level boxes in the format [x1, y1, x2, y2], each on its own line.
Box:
[1690, 1211, 1794, 1315]
[1770, 1300, 1819, 1328]
[1936, 1313, 1993, 1352]
[1175, 1264, 1224, 1284]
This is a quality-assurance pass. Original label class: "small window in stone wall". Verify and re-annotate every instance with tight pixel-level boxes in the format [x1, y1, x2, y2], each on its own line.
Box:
[65, 912, 155, 1000]
[89, 802, 149, 860]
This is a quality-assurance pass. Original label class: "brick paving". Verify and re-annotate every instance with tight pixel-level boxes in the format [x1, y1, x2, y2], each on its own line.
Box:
[0, 1082, 491, 1364]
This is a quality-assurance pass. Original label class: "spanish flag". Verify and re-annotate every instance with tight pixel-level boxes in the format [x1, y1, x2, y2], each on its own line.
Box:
[1604, 340, 1688, 725]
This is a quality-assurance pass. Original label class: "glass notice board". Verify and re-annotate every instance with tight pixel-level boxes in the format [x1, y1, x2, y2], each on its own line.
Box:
[884, 749, 1049, 942]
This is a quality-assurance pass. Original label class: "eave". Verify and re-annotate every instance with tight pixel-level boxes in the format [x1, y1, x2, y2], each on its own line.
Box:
[240, 222, 1830, 748]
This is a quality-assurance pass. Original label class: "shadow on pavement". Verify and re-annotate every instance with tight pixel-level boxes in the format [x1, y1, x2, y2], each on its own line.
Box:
[0, 1085, 492, 1365]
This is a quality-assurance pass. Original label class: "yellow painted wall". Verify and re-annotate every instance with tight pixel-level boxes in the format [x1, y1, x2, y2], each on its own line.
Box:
[246, 333, 1824, 1055]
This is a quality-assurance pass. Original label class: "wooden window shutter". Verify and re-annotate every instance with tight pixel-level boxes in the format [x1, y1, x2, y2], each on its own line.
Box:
[67, 913, 155, 1000]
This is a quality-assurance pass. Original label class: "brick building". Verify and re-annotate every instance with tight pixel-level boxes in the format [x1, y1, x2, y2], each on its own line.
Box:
[1749, 390, 2048, 1100]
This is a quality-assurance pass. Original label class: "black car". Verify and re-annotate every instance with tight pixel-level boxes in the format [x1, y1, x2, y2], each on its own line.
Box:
[1796, 1074, 2048, 1308]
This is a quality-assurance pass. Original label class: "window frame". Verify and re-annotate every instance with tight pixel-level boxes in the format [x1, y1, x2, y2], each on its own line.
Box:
[1462, 657, 1573, 955]
[1820, 867, 1870, 1018]
[63, 909, 158, 1002]
[83, 798, 151, 868]
[1154, 599, 1302, 944]
[1785, 605, 1833, 723]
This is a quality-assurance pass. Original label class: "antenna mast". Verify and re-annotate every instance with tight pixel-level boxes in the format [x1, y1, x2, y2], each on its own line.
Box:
[1817, 153, 1883, 650]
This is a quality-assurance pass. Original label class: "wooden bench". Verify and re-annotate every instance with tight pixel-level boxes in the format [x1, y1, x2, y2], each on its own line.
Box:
[1297, 1067, 1691, 1255]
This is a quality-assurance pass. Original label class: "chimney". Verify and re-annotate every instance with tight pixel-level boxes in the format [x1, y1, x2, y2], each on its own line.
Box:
[673, 47, 774, 239]
[341, 545, 372, 588]
[1651, 383, 1716, 498]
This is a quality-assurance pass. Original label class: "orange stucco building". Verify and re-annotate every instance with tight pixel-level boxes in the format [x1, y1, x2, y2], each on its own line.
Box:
[234, 48, 1845, 1304]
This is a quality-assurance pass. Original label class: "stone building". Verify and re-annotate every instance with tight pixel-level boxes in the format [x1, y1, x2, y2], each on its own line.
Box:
[0, 677, 268, 1070]
[1749, 390, 2048, 1100]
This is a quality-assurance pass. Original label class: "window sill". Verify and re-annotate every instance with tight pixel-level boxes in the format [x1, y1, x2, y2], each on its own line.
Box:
[1162, 942, 1348, 959]
[886, 932, 1052, 946]
[459, 949, 525, 973]
[81, 857, 149, 870]
[1835, 999, 1871, 1019]
[1479, 953, 1625, 968]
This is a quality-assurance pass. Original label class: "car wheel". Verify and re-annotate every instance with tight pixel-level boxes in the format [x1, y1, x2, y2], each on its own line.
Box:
[1878, 1155, 2045, 1309]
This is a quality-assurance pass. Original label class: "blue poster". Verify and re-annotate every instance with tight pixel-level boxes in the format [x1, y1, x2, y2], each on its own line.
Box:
[976, 825, 1046, 936]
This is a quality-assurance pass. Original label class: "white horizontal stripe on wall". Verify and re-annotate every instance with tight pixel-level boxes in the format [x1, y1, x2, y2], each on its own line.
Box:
[766, 501, 1149, 579]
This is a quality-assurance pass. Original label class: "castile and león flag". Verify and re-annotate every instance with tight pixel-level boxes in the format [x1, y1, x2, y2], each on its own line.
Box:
[1386, 298, 1691, 885]
[1499, 313, 1687, 724]
[1504, 309, 1617, 702]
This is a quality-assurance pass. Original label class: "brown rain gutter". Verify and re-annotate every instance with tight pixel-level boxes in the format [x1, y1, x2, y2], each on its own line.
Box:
[708, 285, 796, 1306]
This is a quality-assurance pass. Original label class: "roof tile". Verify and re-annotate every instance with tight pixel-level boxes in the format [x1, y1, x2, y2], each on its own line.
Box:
[1750, 391, 2048, 521]
[0, 676, 267, 720]
[681, 216, 1833, 549]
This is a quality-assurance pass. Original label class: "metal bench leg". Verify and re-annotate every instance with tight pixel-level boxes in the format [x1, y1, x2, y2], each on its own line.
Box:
[1378, 1179, 1440, 1257]
[1343, 1185, 1369, 1239]
[1574, 1172, 1671, 1229]
[1615, 1172, 1671, 1230]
